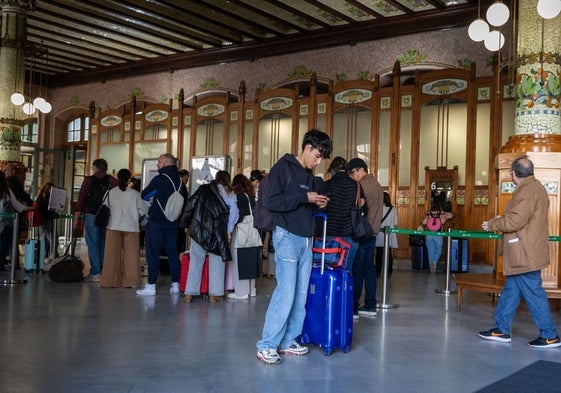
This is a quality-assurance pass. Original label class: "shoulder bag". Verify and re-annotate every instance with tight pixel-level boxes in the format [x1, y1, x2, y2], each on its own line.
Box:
[94, 190, 111, 228]
[233, 193, 263, 248]
[350, 182, 374, 241]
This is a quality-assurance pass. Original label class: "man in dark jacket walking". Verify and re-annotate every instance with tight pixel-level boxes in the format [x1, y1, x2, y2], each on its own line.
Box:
[256, 129, 332, 364]
[137, 153, 186, 296]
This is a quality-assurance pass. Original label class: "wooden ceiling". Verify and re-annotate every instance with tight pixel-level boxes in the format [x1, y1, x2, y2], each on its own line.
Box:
[22, 0, 489, 88]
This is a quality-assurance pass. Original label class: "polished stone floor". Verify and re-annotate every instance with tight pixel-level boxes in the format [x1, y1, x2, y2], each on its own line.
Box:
[2, 260, 561, 393]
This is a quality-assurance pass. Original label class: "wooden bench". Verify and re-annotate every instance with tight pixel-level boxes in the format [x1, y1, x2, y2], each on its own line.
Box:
[453, 273, 561, 311]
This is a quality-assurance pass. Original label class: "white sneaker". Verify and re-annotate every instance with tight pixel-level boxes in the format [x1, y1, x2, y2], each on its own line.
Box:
[250, 288, 256, 297]
[136, 284, 156, 296]
[169, 282, 180, 294]
[228, 292, 249, 300]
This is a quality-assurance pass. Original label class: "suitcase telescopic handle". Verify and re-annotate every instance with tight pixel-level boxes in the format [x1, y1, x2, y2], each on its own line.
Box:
[313, 212, 328, 274]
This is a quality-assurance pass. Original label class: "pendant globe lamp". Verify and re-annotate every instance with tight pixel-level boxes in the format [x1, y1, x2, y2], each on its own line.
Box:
[468, 0, 490, 42]
[487, 1, 510, 26]
[537, 0, 561, 19]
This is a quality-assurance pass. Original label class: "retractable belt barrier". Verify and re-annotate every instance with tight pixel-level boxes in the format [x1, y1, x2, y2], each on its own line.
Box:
[379, 228, 560, 300]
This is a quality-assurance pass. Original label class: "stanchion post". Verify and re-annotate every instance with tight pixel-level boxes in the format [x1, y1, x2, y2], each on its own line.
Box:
[378, 227, 398, 310]
[0, 212, 28, 286]
[435, 228, 456, 296]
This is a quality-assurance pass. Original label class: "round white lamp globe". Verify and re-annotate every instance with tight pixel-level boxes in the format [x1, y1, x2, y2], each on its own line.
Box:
[10, 92, 25, 106]
[487, 2, 510, 26]
[537, 0, 561, 19]
[468, 18, 490, 42]
[484, 30, 505, 51]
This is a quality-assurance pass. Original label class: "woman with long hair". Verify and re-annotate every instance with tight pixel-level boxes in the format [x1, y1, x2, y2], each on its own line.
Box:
[35, 182, 57, 259]
[375, 192, 398, 278]
[99, 168, 148, 288]
[228, 174, 260, 299]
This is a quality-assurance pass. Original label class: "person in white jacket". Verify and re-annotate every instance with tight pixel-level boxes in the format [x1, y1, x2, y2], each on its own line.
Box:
[375, 192, 398, 278]
[99, 169, 148, 288]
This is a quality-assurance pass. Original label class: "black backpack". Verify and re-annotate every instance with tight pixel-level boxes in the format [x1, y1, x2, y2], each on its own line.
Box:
[85, 175, 110, 214]
[253, 175, 273, 232]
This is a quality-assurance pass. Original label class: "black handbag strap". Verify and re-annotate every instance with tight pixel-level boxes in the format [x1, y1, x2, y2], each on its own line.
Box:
[381, 206, 392, 224]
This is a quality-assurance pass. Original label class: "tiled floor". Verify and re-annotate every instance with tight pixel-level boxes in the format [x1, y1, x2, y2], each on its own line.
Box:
[1, 260, 561, 393]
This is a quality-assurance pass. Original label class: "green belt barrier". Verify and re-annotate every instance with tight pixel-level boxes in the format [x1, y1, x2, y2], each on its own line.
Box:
[387, 227, 560, 241]
[0, 213, 15, 219]
[56, 213, 74, 219]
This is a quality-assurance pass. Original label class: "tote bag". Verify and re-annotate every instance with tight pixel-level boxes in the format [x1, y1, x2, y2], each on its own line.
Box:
[233, 194, 263, 248]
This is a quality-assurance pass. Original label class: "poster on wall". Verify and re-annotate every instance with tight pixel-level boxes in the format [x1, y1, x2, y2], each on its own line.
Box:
[190, 155, 232, 196]
[141, 158, 160, 190]
[48, 186, 67, 212]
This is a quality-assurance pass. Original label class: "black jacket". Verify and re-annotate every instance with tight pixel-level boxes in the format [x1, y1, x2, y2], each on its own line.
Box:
[180, 182, 231, 262]
[326, 171, 358, 237]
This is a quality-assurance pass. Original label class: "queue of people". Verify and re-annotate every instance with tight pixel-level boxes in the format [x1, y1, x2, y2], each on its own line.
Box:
[6, 139, 560, 367]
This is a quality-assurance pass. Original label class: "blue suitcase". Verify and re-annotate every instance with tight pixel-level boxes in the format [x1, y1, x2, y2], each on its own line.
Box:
[24, 238, 45, 273]
[300, 266, 353, 355]
[450, 238, 469, 273]
[300, 212, 353, 356]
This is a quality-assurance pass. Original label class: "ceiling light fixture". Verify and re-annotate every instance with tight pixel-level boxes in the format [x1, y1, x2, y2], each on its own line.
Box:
[536, 0, 561, 19]
[468, 0, 490, 42]
[486, 1, 510, 27]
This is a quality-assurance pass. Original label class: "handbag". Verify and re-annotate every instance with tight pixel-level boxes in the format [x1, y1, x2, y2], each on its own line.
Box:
[312, 236, 352, 269]
[233, 193, 263, 248]
[94, 191, 110, 228]
[350, 182, 373, 241]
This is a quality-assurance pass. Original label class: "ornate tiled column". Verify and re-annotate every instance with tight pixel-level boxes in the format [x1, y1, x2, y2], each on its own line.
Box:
[497, 0, 561, 288]
[502, 0, 561, 152]
[0, 1, 35, 163]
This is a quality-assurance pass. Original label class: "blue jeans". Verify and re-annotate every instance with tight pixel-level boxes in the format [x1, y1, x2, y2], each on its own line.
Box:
[186, 240, 225, 296]
[257, 226, 312, 351]
[425, 235, 443, 266]
[85, 213, 106, 275]
[353, 236, 377, 310]
[145, 220, 179, 285]
[494, 270, 558, 338]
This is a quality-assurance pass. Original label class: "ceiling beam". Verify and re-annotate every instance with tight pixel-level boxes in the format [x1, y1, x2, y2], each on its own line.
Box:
[51, 6, 479, 88]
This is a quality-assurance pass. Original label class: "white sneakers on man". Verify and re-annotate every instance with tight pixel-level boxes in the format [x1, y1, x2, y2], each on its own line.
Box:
[136, 283, 156, 296]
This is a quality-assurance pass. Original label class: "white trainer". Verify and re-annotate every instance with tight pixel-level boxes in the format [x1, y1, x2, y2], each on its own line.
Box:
[136, 284, 156, 296]
[169, 282, 180, 294]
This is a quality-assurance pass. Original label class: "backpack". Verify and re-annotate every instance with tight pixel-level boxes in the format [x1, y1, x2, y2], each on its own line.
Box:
[253, 175, 273, 232]
[156, 173, 184, 222]
[85, 175, 110, 214]
[426, 212, 442, 231]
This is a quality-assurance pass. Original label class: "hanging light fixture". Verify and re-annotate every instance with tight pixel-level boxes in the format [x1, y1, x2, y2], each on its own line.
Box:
[468, 0, 490, 42]
[11, 42, 52, 115]
[537, 0, 561, 19]
[486, 1, 510, 26]
[484, 30, 506, 51]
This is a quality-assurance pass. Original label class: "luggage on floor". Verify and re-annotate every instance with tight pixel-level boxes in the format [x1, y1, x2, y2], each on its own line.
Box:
[411, 245, 429, 270]
[300, 212, 353, 355]
[450, 238, 469, 273]
[179, 252, 209, 295]
[45, 217, 84, 282]
[24, 238, 45, 273]
[312, 236, 351, 269]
